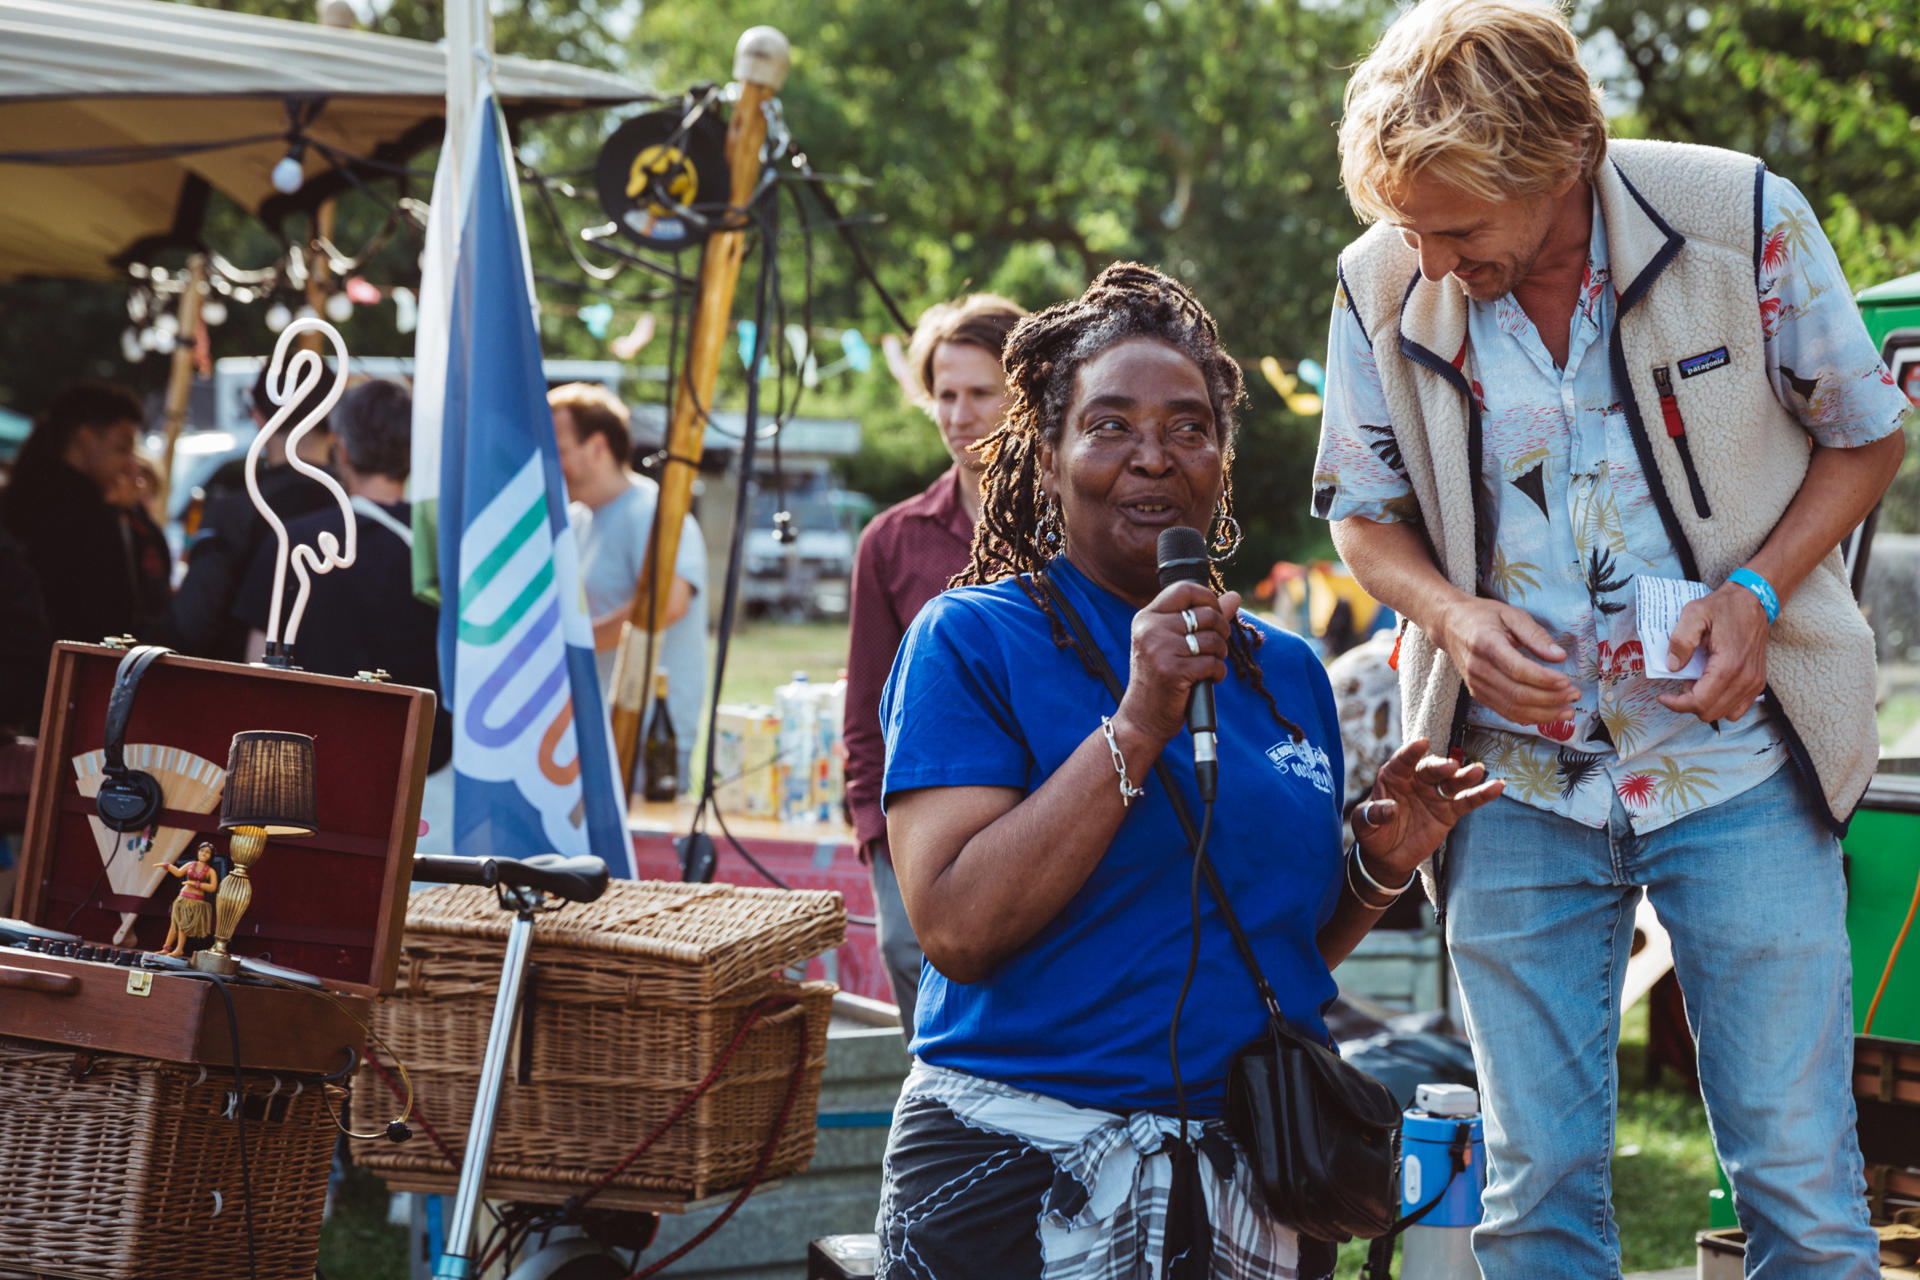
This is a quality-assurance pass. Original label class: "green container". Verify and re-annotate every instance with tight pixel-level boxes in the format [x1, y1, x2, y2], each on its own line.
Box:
[1858, 269, 1920, 402]
[1843, 775, 1920, 1042]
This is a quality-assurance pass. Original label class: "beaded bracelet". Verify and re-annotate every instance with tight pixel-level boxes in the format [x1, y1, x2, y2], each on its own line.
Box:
[1099, 716, 1146, 808]
[1728, 567, 1780, 625]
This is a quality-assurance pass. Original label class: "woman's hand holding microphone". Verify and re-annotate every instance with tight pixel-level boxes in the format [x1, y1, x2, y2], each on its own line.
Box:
[1109, 580, 1242, 754]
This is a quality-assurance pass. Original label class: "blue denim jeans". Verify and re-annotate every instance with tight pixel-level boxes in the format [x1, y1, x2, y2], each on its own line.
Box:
[1444, 766, 1877, 1278]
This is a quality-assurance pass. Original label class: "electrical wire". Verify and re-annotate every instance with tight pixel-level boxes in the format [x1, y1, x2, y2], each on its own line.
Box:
[175, 970, 259, 1280]
[1168, 801, 1214, 1147]
[1862, 862, 1920, 1035]
[685, 197, 798, 895]
[246, 971, 416, 1140]
[61, 829, 126, 933]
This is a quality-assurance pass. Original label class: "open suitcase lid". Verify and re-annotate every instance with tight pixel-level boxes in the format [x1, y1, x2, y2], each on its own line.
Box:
[14, 643, 435, 998]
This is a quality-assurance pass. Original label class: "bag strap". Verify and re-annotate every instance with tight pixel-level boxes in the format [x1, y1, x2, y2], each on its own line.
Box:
[1033, 571, 1285, 1021]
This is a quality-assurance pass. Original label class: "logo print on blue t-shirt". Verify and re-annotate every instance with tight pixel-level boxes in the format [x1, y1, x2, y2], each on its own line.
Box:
[1265, 739, 1334, 794]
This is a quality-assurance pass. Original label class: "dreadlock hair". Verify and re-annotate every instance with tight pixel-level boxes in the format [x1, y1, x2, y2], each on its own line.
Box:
[953, 261, 1302, 741]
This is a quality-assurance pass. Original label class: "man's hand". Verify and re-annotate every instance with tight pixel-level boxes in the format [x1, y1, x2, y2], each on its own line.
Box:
[1658, 582, 1769, 722]
[1434, 597, 1578, 727]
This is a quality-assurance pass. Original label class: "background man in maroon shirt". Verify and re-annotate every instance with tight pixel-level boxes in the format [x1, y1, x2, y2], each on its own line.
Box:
[843, 293, 1026, 1038]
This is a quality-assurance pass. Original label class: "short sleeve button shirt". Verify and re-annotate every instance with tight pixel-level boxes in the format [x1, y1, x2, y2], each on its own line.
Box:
[1312, 177, 1910, 834]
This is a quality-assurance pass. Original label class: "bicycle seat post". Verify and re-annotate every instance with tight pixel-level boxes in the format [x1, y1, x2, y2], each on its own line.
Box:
[435, 889, 543, 1278]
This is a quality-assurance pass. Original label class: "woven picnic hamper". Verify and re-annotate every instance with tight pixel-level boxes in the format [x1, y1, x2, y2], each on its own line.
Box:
[0, 1036, 343, 1280]
[355, 879, 845, 1201]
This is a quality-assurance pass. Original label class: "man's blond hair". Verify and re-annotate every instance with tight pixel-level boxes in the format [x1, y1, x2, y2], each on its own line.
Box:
[903, 294, 1027, 408]
[1339, 0, 1607, 224]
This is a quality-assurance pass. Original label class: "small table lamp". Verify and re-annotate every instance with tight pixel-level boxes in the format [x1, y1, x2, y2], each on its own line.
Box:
[191, 730, 316, 976]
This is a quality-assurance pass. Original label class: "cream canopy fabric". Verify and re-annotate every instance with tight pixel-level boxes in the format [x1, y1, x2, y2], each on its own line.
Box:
[0, 0, 652, 280]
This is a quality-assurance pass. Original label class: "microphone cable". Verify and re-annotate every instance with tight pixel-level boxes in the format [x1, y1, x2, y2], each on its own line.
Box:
[174, 970, 259, 1280]
[1167, 799, 1215, 1150]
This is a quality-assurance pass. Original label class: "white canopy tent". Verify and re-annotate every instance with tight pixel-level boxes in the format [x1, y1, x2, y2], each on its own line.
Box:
[0, 0, 651, 280]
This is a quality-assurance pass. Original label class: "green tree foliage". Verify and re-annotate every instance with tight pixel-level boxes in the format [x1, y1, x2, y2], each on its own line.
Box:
[628, 0, 1392, 572]
[1583, 0, 1920, 285]
[10, 0, 1916, 561]
[1581, 0, 1920, 532]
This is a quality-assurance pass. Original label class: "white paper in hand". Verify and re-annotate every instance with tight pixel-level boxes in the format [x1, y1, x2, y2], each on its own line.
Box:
[1637, 576, 1711, 680]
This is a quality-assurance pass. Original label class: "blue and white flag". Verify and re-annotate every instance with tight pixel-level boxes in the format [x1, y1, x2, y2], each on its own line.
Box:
[432, 94, 632, 874]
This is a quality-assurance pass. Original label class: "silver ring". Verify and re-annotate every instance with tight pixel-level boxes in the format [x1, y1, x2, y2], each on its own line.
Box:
[1185, 633, 1200, 656]
[1181, 608, 1198, 634]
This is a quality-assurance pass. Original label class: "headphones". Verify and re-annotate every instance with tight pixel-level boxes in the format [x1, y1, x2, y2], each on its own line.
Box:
[96, 645, 173, 834]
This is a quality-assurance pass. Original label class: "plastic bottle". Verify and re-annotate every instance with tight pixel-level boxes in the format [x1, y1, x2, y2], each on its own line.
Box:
[821, 670, 848, 822]
[773, 672, 817, 823]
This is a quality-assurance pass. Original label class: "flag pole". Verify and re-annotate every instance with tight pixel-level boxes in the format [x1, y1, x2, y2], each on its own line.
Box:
[609, 27, 791, 792]
[155, 253, 206, 499]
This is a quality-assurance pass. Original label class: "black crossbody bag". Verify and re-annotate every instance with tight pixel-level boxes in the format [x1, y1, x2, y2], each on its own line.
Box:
[1036, 572, 1400, 1243]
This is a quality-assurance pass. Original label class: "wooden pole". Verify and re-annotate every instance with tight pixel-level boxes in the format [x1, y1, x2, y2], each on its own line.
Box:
[156, 254, 207, 501]
[299, 201, 337, 355]
[609, 27, 791, 791]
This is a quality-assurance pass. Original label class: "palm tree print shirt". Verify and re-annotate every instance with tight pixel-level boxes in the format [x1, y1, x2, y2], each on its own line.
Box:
[1313, 180, 1909, 833]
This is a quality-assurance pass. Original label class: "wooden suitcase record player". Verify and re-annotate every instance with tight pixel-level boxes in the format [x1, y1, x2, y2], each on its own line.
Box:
[7, 642, 435, 1074]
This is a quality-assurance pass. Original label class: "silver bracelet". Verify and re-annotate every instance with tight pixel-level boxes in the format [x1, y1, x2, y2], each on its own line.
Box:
[1344, 847, 1393, 909]
[1099, 716, 1146, 808]
[1349, 842, 1415, 900]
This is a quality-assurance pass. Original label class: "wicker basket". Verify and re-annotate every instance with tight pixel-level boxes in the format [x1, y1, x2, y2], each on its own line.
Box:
[0, 1037, 343, 1280]
[355, 879, 845, 1202]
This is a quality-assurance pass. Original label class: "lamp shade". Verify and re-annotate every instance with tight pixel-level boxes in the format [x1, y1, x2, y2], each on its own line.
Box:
[219, 731, 317, 836]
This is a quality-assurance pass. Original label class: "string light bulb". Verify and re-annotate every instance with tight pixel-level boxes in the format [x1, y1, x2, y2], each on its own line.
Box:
[264, 301, 293, 333]
[324, 292, 354, 323]
[271, 140, 307, 195]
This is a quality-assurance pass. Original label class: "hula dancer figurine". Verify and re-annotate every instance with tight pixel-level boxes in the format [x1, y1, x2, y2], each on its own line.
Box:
[159, 842, 218, 958]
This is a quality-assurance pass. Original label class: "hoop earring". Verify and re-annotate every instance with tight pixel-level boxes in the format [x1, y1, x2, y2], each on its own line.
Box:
[1038, 496, 1063, 553]
[1208, 509, 1243, 563]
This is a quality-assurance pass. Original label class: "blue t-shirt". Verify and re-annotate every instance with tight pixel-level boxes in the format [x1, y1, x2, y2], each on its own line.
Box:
[880, 555, 1345, 1116]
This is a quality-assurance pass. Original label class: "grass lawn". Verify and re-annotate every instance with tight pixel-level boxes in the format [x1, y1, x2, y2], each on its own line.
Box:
[1333, 998, 1716, 1278]
[707, 615, 852, 709]
[318, 1164, 410, 1280]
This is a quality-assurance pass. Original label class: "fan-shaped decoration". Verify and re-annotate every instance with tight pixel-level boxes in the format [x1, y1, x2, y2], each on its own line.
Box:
[71, 744, 226, 943]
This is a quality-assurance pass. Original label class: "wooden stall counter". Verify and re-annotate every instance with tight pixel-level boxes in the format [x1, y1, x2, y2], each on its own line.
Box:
[628, 799, 888, 1005]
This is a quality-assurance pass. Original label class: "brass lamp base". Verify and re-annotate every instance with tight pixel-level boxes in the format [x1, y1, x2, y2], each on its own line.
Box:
[189, 827, 267, 977]
[191, 949, 239, 976]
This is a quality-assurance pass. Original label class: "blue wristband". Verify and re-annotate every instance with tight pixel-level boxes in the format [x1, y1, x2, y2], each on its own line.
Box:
[1728, 567, 1779, 625]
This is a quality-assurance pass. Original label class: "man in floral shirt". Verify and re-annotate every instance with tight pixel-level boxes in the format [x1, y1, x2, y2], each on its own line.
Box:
[1316, 1, 1909, 1276]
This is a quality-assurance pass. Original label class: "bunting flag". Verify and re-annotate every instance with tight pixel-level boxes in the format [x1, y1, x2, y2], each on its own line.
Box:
[428, 91, 633, 874]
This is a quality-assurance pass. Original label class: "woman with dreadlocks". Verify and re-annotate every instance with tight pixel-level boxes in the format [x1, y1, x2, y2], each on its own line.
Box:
[874, 264, 1500, 1280]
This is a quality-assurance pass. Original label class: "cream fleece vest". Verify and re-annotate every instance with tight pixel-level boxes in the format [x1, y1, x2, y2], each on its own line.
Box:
[1337, 138, 1878, 838]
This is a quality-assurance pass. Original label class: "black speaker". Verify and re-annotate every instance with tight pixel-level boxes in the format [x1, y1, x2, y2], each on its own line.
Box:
[95, 645, 171, 834]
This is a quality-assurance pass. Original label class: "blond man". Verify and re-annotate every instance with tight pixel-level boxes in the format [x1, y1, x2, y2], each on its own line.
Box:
[1313, 1, 1906, 1275]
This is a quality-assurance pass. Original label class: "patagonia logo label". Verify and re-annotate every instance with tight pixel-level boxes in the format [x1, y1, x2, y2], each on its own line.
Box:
[1678, 347, 1730, 379]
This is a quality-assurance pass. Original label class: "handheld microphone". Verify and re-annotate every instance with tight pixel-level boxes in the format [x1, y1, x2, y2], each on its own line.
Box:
[1156, 525, 1219, 803]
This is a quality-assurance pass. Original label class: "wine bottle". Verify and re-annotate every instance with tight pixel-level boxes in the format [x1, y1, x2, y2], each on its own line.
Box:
[642, 672, 679, 803]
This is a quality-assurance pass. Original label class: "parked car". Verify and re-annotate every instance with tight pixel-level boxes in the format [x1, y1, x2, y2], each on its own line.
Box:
[742, 484, 856, 618]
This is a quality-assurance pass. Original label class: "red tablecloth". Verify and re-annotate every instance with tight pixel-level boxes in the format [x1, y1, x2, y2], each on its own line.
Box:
[628, 803, 890, 1004]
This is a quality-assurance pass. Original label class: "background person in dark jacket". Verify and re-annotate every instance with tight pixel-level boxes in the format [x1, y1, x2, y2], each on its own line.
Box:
[233, 378, 451, 771]
[150, 362, 334, 659]
[1, 382, 145, 658]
